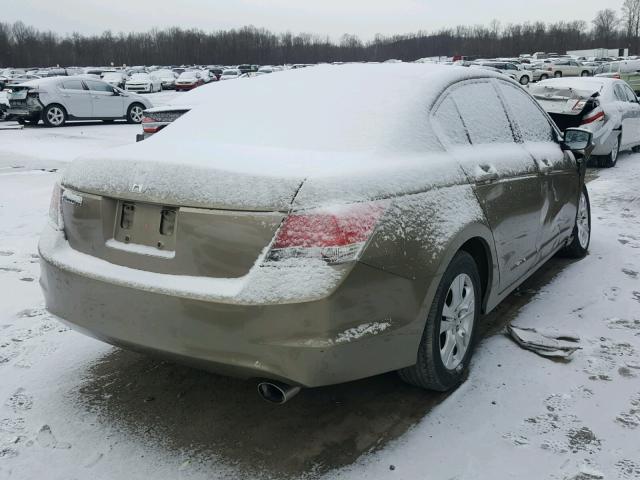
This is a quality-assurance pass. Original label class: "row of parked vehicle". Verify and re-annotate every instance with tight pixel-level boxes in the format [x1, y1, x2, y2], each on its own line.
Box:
[1, 58, 638, 170]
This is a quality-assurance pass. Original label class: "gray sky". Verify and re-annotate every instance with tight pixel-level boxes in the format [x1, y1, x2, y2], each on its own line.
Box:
[7, 0, 617, 40]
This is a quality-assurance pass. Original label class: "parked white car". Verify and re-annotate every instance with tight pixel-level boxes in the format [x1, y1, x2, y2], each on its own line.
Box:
[150, 69, 178, 90]
[530, 77, 640, 167]
[102, 71, 128, 89]
[476, 62, 533, 85]
[125, 73, 162, 93]
[6, 76, 152, 127]
[220, 69, 241, 80]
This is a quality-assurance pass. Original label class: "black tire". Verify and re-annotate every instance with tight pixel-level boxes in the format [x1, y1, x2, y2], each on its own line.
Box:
[519, 75, 530, 86]
[597, 133, 620, 168]
[399, 251, 481, 391]
[554, 71, 562, 78]
[581, 70, 590, 77]
[42, 104, 67, 127]
[539, 73, 549, 80]
[560, 186, 591, 259]
[126, 103, 144, 124]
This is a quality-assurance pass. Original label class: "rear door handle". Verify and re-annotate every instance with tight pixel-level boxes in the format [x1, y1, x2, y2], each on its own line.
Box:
[536, 158, 553, 174]
[475, 164, 499, 184]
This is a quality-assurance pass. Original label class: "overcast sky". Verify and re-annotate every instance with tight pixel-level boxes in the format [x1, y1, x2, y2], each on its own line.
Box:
[7, 0, 617, 40]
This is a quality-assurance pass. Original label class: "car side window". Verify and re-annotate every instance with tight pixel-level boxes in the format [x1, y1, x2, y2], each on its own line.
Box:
[432, 96, 470, 146]
[84, 80, 113, 92]
[614, 84, 629, 102]
[496, 82, 554, 142]
[61, 79, 85, 90]
[623, 85, 638, 103]
[449, 81, 515, 144]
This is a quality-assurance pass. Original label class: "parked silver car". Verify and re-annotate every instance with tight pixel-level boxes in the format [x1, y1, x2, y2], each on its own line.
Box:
[530, 77, 640, 167]
[6, 76, 152, 127]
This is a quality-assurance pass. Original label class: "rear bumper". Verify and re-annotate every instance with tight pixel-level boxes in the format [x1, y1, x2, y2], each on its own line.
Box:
[39, 226, 427, 387]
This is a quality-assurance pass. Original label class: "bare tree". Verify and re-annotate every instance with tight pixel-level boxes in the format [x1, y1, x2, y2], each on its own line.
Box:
[592, 9, 620, 46]
[622, 0, 640, 51]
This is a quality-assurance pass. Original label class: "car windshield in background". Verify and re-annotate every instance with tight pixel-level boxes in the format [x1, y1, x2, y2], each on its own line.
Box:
[131, 73, 150, 81]
[179, 72, 198, 79]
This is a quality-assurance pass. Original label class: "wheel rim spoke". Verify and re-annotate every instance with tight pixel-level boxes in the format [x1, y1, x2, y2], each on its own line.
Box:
[439, 273, 475, 371]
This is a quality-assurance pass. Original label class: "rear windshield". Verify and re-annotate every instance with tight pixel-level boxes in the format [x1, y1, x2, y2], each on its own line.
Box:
[223, 70, 239, 75]
[529, 84, 603, 99]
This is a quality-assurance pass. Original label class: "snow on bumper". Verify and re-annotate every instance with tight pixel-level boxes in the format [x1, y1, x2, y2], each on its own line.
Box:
[38, 225, 422, 386]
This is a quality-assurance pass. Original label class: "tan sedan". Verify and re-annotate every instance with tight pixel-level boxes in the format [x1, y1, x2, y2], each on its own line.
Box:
[40, 64, 593, 403]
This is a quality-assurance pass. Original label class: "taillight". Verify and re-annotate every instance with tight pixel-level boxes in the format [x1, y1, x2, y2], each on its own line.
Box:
[48, 183, 64, 229]
[613, 73, 621, 79]
[266, 202, 387, 265]
[581, 109, 605, 125]
[547, 66, 553, 71]
[142, 116, 160, 133]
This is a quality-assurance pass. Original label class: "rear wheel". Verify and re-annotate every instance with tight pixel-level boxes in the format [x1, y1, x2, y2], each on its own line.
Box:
[519, 75, 530, 86]
[581, 70, 590, 77]
[42, 105, 66, 127]
[598, 133, 620, 168]
[126, 103, 144, 124]
[399, 251, 481, 391]
[560, 186, 591, 258]
[540, 73, 549, 80]
[554, 71, 563, 78]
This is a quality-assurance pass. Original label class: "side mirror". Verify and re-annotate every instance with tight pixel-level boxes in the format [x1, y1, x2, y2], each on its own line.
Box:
[561, 128, 593, 154]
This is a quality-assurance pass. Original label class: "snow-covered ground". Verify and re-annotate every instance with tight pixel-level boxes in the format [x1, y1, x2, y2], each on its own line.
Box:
[0, 116, 639, 479]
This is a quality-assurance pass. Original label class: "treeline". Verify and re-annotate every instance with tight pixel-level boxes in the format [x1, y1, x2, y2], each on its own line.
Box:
[0, 8, 631, 67]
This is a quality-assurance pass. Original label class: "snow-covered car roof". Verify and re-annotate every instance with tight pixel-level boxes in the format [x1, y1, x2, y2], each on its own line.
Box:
[9, 75, 85, 89]
[62, 64, 507, 210]
[530, 77, 616, 100]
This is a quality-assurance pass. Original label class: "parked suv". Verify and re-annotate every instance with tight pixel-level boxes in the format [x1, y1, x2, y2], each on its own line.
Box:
[536, 60, 594, 80]
[6, 76, 152, 127]
[40, 65, 593, 403]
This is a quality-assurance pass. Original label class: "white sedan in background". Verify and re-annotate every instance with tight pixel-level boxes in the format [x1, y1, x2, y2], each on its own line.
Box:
[530, 77, 640, 167]
[125, 73, 162, 93]
[150, 69, 178, 90]
[220, 69, 241, 80]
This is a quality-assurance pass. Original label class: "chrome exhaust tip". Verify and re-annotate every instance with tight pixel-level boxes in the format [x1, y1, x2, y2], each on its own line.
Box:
[257, 380, 301, 404]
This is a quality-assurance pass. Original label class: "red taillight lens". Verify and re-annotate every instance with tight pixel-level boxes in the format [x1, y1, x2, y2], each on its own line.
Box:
[581, 110, 605, 125]
[267, 203, 386, 264]
[613, 73, 621, 79]
[142, 116, 160, 133]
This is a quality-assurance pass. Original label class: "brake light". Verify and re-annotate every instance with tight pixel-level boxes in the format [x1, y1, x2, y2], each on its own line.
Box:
[142, 116, 160, 133]
[266, 202, 387, 264]
[581, 109, 605, 125]
[612, 73, 621, 79]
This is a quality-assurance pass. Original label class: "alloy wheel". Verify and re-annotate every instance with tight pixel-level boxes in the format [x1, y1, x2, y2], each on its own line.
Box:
[611, 137, 619, 164]
[577, 191, 590, 249]
[130, 106, 143, 123]
[47, 107, 64, 126]
[440, 273, 475, 370]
